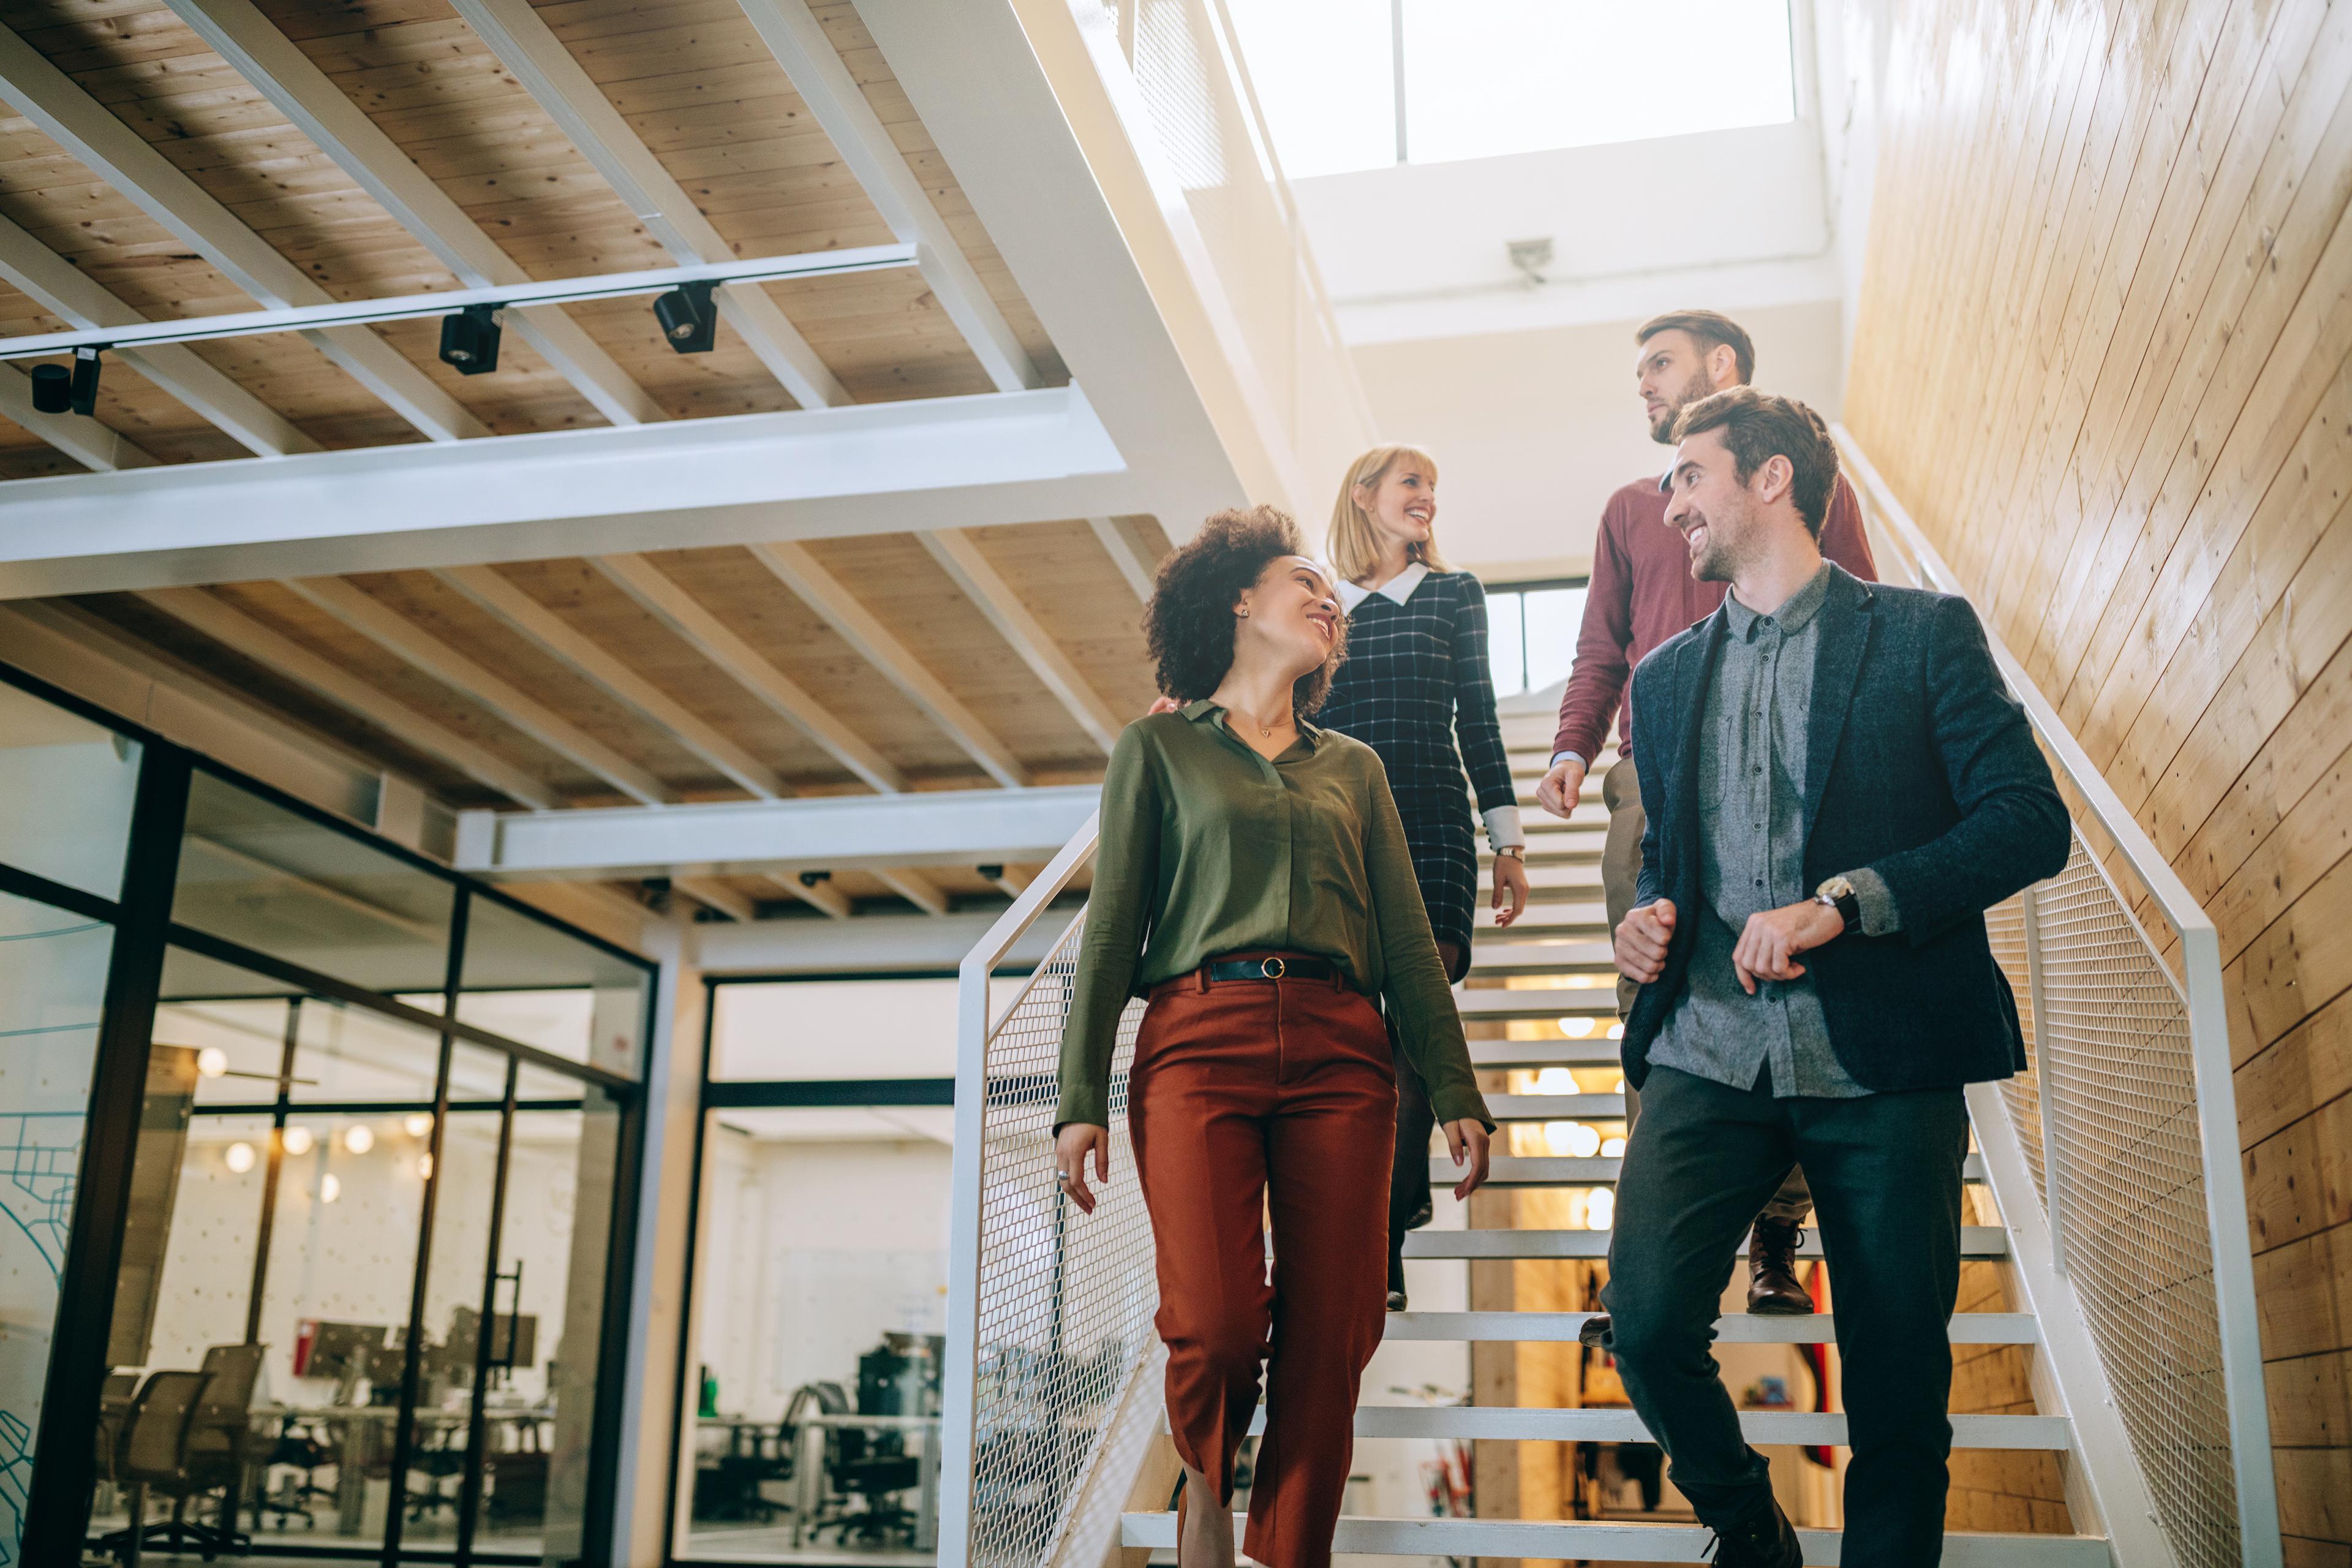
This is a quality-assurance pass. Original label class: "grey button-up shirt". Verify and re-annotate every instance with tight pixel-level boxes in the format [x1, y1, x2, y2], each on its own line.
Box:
[1648, 563, 1889, 1098]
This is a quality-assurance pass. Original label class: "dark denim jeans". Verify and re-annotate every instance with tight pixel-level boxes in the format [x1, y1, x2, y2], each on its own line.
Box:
[1599, 1065, 1970, 1566]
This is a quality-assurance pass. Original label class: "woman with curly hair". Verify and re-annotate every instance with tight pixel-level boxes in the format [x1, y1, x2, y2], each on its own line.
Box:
[1316, 444, 1527, 1311]
[1054, 505, 1491, 1568]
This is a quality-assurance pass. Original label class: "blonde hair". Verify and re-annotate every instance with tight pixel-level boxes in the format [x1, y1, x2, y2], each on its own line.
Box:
[1327, 444, 1451, 585]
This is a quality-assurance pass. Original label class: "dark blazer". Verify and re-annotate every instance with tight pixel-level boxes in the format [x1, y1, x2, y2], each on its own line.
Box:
[1624, 565, 2070, 1092]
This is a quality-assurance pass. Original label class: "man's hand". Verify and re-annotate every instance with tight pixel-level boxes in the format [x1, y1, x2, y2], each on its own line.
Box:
[1615, 898, 1676, 983]
[1535, 756, 1589, 818]
[1732, 900, 1845, 994]
[1054, 1123, 1111, 1214]
[1491, 853, 1529, 927]
[1442, 1118, 1491, 1200]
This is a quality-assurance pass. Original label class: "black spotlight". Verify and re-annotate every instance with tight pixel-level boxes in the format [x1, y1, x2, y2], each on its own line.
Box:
[653, 279, 718, 354]
[28, 362, 70, 415]
[438, 304, 502, 375]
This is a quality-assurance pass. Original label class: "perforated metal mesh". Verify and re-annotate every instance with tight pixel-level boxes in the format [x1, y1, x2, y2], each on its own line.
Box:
[1983, 895, 2046, 1202]
[964, 910, 1155, 1568]
[2023, 834, 2240, 1568]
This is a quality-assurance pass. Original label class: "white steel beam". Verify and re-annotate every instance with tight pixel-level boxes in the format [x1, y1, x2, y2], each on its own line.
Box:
[0, 211, 318, 458]
[673, 876, 756, 923]
[919, 528, 1121, 753]
[447, 0, 847, 410]
[875, 867, 949, 916]
[134, 584, 557, 809]
[592, 554, 905, 795]
[749, 541, 1030, 788]
[433, 564, 788, 799]
[0, 21, 488, 443]
[0, 364, 156, 472]
[1088, 516, 1157, 600]
[453, 784, 1099, 881]
[0, 386, 1123, 598]
[696, 906, 1074, 974]
[279, 575, 675, 807]
[156, 0, 665, 429]
[767, 872, 850, 920]
[731, 0, 1038, 394]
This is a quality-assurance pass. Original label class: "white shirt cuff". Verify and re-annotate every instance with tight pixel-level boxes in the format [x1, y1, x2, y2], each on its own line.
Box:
[1483, 805, 1525, 851]
[1551, 750, 1586, 771]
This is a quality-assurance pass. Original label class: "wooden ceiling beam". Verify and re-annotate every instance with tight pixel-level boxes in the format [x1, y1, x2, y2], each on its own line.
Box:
[733, 0, 1039, 394]
[673, 876, 756, 923]
[766, 872, 851, 919]
[918, 527, 1121, 753]
[0, 22, 488, 445]
[747, 541, 1031, 788]
[132, 586, 558, 810]
[432, 565, 788, 801]
[591, 554, 906, 796]
[0, 364, 156, 473]
[0, 210, 319, 459]
[873, 867, 950, 917]
[279, 575, 675, 807]
[159, 0, 666, 431]
[1089, 516, 1158, 600]
[447, 0, 849, 412]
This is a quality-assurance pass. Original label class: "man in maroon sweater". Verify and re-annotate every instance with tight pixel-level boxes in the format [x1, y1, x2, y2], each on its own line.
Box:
[1536, 309, 1878, 1314]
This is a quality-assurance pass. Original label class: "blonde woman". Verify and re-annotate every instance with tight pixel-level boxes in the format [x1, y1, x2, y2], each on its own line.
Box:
[1317, 444, 1528, 1309]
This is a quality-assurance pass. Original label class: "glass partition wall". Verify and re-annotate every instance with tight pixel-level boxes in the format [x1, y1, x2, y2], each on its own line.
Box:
[0, 666, 654, 1567]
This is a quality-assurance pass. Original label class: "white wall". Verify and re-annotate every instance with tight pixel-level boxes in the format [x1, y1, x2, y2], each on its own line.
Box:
[1346, 299, 1850, 577]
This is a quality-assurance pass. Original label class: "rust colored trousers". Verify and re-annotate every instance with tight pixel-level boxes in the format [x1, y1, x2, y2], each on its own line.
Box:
[1129, 957, 1396, 1568]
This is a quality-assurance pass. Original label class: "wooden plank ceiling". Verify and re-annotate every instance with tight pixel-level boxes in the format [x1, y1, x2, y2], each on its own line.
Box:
[0, 0, 1167, 921]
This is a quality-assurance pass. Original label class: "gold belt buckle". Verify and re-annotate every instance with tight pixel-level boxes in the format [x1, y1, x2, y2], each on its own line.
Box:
[1259, 956, 1286, 979]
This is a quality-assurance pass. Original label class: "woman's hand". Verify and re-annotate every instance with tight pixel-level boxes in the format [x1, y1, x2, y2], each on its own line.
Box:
[1145, 695, 1182, 717]
[1442, 1118, 1491, 1200]
[1491, 853, 1529, 927]
[1054, 1123, 1111, 1213]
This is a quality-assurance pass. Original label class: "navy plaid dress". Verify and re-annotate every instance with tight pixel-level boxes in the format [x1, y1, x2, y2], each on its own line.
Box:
[1317, 568, 1518, 972]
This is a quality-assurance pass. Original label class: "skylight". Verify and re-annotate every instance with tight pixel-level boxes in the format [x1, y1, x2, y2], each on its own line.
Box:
[1225, 0, 1798, 179]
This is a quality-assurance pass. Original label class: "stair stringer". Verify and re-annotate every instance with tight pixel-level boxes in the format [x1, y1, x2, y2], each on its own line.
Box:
[1968, 1080, 2174, 1568]
[1041, 1341, 1172, 1568]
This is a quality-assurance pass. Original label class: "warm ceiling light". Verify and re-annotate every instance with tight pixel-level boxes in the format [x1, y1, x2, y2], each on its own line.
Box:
[1586, 1188, 1615, 1231]
[653, 279, 718, 353]
[319, 1173, 342, 1204]
[1606, 1022, 1626, 1041]
[342, 1125, 374, 1155]
[1601, 1136, 1626, 1158]
[437, 304, 502, 375]
[282, 1126, 315, 1155]
[224, 1141, 256, 1174]
[195, 1047, 228, 1078]
[1559, 1016, 1594, 1038]
[418, 1153, 434, 1180]
[404, 1113, 434, 1139]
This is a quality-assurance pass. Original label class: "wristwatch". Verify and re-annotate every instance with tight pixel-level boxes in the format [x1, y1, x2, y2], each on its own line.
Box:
[1814, 874, 1861, 935]
[1494, 845, 1525, 861]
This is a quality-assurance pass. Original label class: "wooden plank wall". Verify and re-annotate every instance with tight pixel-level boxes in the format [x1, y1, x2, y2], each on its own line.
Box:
[1844, 0, 2352, 1559]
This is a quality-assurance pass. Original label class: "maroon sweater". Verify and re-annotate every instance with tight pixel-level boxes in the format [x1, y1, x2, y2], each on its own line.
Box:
[1550, 470, 1877, 766]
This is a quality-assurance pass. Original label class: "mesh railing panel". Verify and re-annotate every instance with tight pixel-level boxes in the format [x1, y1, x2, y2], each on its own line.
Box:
[2030, 832, 2239, 1568]
[1983, 894, 2046, 1202]
[965, 909, 1153, 1568]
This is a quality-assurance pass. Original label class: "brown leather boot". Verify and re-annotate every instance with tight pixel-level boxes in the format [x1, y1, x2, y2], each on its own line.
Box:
[1745, 1217, 1813, 1315]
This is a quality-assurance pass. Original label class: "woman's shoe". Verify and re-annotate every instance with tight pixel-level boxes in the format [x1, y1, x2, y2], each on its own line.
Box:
[1387, 1237, 1409, 1311]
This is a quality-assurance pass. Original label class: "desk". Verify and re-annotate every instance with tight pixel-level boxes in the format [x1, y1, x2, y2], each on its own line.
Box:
[260, 1404, 552, 1537]
[791, 1414, 942, 1552]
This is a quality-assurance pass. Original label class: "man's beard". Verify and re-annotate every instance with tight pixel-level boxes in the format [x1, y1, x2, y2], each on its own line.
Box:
[1649, 368, 1717, 443]
[1685, 509, 1739, 582]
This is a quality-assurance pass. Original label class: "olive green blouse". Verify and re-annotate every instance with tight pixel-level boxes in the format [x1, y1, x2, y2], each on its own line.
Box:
[1055, 701, 1490, 1131]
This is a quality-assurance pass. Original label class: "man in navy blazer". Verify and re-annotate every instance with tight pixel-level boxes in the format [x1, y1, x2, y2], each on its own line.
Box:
[1600, 388, 2069, 1567]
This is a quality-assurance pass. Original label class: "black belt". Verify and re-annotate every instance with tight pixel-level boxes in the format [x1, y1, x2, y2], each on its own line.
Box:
[1202, 954, 1340, 984]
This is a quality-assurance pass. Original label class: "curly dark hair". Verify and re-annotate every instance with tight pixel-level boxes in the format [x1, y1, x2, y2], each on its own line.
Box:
[1145, 505, 1345, 718]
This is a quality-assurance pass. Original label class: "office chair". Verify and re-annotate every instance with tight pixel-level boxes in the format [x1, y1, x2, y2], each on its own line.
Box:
[100, 1345, 262, 1565]
[255, 1413, 334, 1531]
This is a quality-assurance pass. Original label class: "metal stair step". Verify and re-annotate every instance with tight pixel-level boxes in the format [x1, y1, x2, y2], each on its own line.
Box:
[1456, 989, 1619, 1020]
[1469, 1039, 1622, 1066]
[1464, 940, 1617, 971]
[1202, 1405, 2064, 1447]
[1445, 1153, 1989, 1185]
[1121, 1513, 2109, 1564]
[1382, 1311, 2038, 1346]
[1477, 902, 1607, 931]
[1483, 1093, 1625, 1119]
[1403, 1224, 2010, 1260]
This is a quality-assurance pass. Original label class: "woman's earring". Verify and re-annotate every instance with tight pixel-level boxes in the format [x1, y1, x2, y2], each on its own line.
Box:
[1237, 610, 1250, 618]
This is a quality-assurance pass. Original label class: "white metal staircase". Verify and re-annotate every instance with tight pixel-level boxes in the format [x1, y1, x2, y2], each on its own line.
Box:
[938, 441, 2284, 1568]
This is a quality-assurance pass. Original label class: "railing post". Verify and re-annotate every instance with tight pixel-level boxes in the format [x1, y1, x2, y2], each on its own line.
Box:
[2019, 881, 2066, 1277]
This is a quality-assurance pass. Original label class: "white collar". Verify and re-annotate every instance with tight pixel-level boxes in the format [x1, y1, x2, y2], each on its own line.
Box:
[1336, 560, 1430, 610]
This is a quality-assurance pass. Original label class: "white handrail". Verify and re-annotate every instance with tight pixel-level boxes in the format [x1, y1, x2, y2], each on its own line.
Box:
[1834, 424, 2282, 1568]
